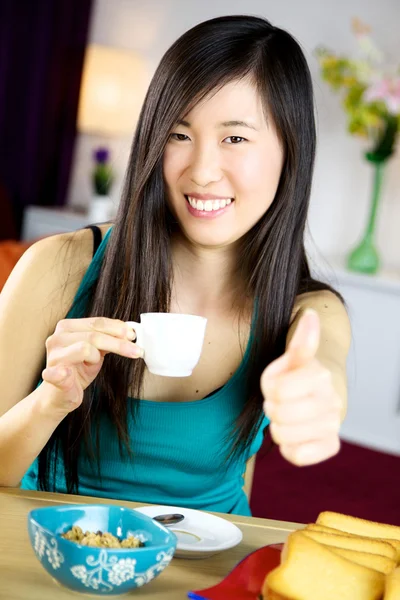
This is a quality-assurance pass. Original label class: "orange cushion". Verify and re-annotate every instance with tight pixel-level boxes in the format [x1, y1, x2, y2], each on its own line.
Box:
[0, 240, 32, 291]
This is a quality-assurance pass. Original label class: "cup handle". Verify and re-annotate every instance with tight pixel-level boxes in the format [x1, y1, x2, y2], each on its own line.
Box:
[125, 321, 143, 350]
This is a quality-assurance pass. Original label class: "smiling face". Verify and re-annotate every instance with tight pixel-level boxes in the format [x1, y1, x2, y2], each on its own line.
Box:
[163, 78, 284, 248]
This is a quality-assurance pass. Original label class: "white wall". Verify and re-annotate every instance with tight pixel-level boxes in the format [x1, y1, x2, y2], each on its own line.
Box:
[67, 0, 400, 269]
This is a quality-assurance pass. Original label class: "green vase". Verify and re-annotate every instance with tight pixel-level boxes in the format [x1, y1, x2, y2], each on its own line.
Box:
[347, 158, 386, 275]
[347, 115, 398, 275]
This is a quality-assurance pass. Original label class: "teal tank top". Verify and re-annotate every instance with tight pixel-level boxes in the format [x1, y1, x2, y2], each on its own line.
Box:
[21, 227, 269, 515]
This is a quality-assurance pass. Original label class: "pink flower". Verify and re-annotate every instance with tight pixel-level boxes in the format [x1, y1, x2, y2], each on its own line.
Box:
[364, 78, 400, 114]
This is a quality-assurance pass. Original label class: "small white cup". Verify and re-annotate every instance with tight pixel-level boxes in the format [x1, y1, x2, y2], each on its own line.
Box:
[125, 313, 207, 377]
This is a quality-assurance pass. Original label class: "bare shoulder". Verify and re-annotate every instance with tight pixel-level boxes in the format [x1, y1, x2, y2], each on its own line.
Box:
[294, 289, 349, 321]
[3, 223, 111, 316]
[4, 228, 93, 313]
[0, 224, 111, 413]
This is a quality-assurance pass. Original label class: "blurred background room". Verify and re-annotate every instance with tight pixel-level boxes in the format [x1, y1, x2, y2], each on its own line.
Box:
[0, 0, 399, 524]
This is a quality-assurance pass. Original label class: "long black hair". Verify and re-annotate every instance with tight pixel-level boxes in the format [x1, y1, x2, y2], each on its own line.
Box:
[39, 15, 341, 492]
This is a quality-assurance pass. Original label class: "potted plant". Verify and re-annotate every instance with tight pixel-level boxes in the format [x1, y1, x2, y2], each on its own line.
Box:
[88, 147, 115, 222]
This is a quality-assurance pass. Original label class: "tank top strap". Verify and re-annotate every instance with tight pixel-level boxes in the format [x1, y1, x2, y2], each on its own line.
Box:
[84, 225, 103, 257]
[66, 226, 113, 319]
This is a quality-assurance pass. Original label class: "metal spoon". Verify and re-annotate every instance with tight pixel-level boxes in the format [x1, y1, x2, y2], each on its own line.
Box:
[153, 513, 185, 526]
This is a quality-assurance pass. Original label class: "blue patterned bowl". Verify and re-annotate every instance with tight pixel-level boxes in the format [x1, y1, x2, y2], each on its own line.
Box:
[27, 504, 177, 595]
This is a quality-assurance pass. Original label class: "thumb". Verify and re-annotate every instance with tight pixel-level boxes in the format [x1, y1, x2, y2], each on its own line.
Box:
[287, 308, 320, 369]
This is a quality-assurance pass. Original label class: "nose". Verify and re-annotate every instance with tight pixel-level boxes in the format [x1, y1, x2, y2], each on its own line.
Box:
[189, 145, 222, 187]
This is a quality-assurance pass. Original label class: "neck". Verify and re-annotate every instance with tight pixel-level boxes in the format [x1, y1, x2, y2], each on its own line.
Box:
[171, 232, 247, 316]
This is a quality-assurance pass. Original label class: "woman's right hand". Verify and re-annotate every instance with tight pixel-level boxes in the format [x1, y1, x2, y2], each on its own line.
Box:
[41, 317, 141, 417]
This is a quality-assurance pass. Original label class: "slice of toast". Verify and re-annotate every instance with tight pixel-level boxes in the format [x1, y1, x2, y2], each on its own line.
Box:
[384, 567, 400, 600]
[316, 512, 400, 561]
[306, 523, 400, 561]
[306, 523, 346, 535]
[317, 511, 400, 542]
[327, 546, 396, 574]
[263, 531, 385, 600]
[301, 528, 397, 560]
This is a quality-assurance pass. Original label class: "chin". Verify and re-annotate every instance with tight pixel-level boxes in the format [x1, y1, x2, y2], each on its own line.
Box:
[183, 228, 239, 249]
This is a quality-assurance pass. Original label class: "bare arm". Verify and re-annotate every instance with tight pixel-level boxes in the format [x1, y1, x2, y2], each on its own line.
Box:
[0, 225, 140, 488]
[261, 290, 351, 466]
[0, 383, 70, 487]
[0, 231, 91, 486]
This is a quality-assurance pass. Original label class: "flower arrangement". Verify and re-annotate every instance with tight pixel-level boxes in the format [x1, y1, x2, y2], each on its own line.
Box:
[92, 147, 113, 196]
[315, 18, 399, 162]
[315, 18, 400, 274]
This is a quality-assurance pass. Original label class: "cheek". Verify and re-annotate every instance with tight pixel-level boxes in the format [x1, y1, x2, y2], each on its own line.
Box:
[162, 147, 184, 190]
[162, 149, 174, 189]
[232, 145, 282, 202]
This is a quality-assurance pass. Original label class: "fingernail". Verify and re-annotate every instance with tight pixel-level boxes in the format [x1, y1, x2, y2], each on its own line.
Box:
[130, 346, 144, 358]
[126, 327, 136, 341]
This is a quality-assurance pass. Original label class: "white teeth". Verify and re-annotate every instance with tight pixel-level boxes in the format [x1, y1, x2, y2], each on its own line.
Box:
[187, 196, 233, 212]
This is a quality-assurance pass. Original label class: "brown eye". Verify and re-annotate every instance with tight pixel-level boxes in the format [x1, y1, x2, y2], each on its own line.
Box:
[170, 133, 189, 141]
[225, 136, 246, 144]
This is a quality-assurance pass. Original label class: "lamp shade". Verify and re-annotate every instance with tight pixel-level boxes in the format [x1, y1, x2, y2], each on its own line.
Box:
[77, 44, 149, 136]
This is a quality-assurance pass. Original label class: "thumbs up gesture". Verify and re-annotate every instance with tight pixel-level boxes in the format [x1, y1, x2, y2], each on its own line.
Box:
[261, 309, 342, 466]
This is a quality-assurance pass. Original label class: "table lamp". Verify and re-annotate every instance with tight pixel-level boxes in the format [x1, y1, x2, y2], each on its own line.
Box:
[77, 44, 149, 221]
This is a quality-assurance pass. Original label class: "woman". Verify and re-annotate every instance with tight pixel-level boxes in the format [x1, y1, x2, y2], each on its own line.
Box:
[0, 15, 350, 516]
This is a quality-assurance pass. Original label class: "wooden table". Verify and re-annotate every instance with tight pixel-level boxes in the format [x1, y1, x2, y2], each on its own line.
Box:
[0, 488, 301, 599]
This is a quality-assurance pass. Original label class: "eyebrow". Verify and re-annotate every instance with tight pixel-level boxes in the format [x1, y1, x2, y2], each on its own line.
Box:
[176, 119, 259, 131]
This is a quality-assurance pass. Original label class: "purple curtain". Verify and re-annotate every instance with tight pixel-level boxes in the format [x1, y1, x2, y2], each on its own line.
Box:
[0, 0, 93, 237]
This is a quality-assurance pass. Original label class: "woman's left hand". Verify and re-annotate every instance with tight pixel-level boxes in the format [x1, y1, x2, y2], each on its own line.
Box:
[260, 309, 342, 466]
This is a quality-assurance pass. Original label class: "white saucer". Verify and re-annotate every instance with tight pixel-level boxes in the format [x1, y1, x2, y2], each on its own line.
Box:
[134, 504, 243, 559]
